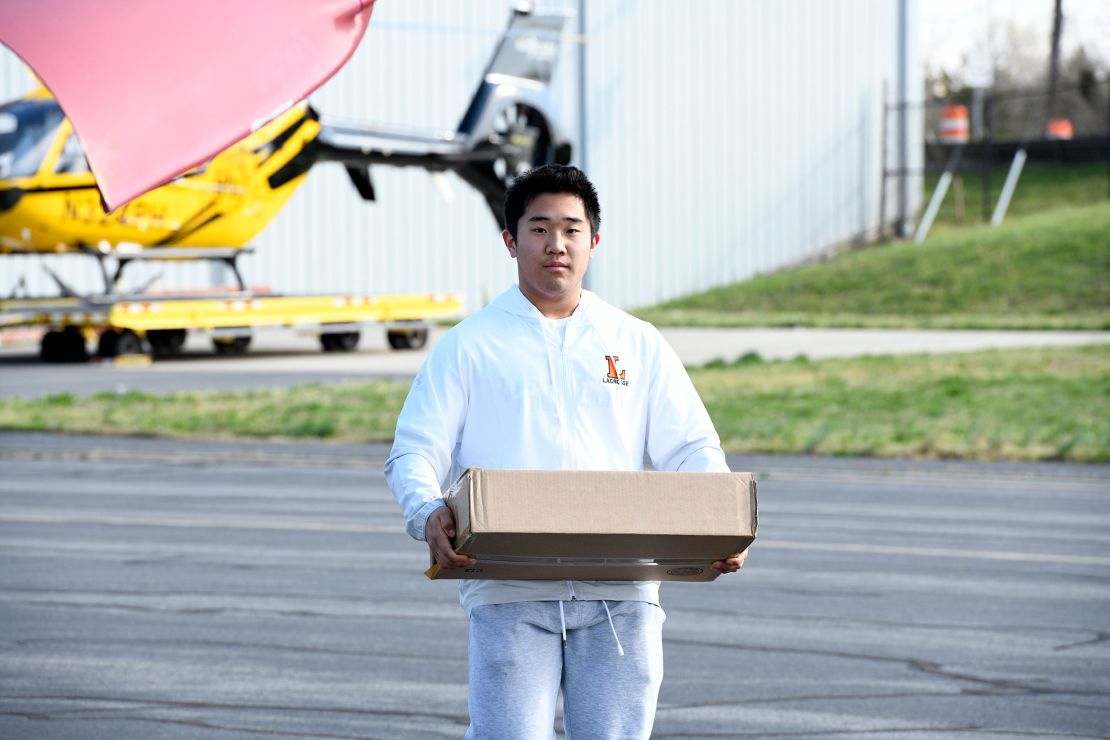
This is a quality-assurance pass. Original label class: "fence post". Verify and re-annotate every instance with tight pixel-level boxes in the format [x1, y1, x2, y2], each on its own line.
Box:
[981, 92, 993, 222]
[896, 0, 909, 237]
[879, 80, 888, 239]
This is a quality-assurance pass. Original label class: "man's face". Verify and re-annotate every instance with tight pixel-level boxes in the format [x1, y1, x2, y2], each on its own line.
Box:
[502, 192, 599, 314]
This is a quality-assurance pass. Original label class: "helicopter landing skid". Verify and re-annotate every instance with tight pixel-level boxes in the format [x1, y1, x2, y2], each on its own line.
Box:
[73, 246, 255, 295]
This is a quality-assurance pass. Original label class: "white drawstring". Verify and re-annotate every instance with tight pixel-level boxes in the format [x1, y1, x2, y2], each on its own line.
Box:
[601, 600, 625, 656]
[558, 592, 624, 656]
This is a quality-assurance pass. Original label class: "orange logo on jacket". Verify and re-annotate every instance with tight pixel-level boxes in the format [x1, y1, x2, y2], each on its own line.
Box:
[604, 355, 630, 386]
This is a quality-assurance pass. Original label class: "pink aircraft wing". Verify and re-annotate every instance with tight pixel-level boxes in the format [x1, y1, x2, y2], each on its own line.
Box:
[0, 0, 375, 211]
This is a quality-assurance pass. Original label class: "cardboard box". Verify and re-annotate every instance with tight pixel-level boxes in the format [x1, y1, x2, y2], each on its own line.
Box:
[426, 468, 757, 582]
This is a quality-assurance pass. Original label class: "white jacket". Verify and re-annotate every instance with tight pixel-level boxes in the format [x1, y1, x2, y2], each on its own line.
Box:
[385, 285, 728, 615]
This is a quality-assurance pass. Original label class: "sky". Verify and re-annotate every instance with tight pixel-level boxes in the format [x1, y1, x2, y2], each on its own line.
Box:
[920, 0, 1110, 78]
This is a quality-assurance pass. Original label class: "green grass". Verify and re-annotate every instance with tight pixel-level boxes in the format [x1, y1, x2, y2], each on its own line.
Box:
[637, 201, 1110, 329]
[0, 382, 409, 441]
[1, 346, 1106, 462]
[690, 345, 1109, 463]
[637, 163, 1109, 329]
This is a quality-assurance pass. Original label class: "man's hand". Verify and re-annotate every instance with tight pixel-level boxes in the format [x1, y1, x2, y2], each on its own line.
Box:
[712, 548, 750, 574]
[426, 506, 477, 569]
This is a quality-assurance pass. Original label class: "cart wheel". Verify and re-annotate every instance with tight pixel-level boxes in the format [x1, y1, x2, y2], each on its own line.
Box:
[40, 331, 63, 362]
[41, 327, 89, 363]
[98, 329, 143, 358]
[148, 329, 187, 355]
[321, 331, 360, 352]
[213, 336, 252, 355]
[387, 328, 428, 350]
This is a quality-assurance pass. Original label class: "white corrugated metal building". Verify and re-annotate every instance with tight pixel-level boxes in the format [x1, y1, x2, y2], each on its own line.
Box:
[0, 0, 923, 312]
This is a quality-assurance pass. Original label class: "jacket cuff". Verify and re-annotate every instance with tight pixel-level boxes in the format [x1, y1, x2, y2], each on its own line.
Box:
[412, 498, 448, 541]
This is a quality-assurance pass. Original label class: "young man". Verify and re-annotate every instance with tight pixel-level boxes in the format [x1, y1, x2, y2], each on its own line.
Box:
[385, 165, 747, 739]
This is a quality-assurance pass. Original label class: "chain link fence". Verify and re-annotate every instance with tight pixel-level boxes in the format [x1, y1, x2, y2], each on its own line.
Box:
[882, 79, 1110, 235]
[923, 79, 1110, 145]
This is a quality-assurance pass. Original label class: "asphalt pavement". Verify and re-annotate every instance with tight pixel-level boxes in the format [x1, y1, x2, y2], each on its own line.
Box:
[1, 325, 1107, 399]
[1, 432, 1108, 739]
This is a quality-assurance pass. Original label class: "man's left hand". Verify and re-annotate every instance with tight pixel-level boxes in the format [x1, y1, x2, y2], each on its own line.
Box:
[712, 549, 750, 574]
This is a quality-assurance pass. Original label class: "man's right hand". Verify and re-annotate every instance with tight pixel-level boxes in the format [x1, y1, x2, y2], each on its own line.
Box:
[426, 506, 478, 569]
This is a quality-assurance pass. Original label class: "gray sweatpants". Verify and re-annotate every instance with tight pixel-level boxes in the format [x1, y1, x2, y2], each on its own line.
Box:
[465, 600, 665, 740]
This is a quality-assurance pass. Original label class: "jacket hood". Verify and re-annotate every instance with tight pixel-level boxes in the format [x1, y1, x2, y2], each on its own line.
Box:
[492, 284, 599, 322]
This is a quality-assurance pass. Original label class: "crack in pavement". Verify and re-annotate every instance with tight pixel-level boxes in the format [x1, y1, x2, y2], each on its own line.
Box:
[0, 586, 395, 604]
[0, 694, 467, 724]
[663, 638, 1097, 697]
[1053, 631, 1110, 652]
[8, 597, 462, 623]
[653, 728, 1109, 739]
[0, 711, 395, 739]
[10, 636, 464, 663]
[658, 689, 960, 710]
[657, 688, 1110, 717]
[737, 587, 887, 599]
[1027, 697, 1110, 714]
[669, 605, 1109, 646]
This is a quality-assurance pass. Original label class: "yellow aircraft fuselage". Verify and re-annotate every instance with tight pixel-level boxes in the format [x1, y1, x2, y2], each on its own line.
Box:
[0, 89, 318, 255]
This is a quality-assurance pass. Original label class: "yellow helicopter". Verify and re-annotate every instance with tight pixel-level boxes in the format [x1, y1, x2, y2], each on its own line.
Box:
[0, 88, 314, 258]
[0, 8, 571, 295]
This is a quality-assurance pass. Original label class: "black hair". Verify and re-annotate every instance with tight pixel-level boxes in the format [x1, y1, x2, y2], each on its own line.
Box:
[502, 165, 601, 240]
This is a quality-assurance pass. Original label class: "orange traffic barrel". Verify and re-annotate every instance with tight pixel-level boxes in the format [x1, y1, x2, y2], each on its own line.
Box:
[938, 104, 970, 143]
[1045, 117, 1074, 140]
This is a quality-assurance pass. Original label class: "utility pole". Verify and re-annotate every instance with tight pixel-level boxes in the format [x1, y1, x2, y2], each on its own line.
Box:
[1046, 0, 1063, 124]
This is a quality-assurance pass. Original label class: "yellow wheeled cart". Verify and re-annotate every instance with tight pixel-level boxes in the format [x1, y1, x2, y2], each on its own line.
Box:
[0, 290, 462, 362]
